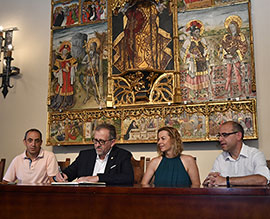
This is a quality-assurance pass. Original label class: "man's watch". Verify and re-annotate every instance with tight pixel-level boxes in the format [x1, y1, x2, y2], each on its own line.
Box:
[226, 176, 230, 187]
[53, 176, 57, 182]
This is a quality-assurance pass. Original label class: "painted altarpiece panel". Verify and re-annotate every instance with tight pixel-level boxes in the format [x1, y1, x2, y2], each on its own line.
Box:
[46, 0, 257, 146]
[178, 1, 255, 103]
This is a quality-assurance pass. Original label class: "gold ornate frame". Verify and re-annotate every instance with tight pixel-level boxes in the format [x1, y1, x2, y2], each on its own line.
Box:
[47, 99, 257, 145]
[46, 0, 257, 146]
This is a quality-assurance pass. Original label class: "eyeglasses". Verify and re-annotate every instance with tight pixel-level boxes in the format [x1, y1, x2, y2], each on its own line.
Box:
[92, 138, 113, 145]
[216, 131, 238, 138]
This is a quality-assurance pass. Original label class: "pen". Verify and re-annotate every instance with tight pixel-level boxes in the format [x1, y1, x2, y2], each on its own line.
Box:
[53, 166, 65, 182]
[58, 166, 65, 178]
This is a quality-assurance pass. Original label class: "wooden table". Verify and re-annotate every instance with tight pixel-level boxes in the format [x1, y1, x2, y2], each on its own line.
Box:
[1, 184, 270, 218]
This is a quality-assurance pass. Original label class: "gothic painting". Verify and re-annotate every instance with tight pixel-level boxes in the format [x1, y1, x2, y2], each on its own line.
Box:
[52, 0, 80, 28]
[178, 0, 213, 11]
[47, 0, 257, 146]
[49, 23, 108, 111]
[214, 0, 248, 7]
[84, 117, 121, 141]
[178, 1, 255, 103]
[50, 119, 84, 145]
[108, 0, 177, 107]
[122, 116, 162, 142]
[81, 0, 107, 23]
[209, 108, 255, 139]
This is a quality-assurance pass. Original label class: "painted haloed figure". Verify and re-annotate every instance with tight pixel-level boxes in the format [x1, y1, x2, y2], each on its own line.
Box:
[219, 15, 247, 93]
[50, 41, 77, 110]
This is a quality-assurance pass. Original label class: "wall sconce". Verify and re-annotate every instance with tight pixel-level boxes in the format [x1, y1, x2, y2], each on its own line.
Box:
[0, 26, 20, 98]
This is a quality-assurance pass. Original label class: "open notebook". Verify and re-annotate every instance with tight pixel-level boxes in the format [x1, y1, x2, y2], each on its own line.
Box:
[51, 181, 106, 186]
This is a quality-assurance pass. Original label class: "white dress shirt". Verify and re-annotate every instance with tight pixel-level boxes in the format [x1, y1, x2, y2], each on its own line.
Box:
[92, 149, 112, 176]
[211, 143, 270, 180]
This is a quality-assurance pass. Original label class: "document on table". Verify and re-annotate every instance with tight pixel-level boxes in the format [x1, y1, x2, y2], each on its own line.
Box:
[51, 181, 106, 186]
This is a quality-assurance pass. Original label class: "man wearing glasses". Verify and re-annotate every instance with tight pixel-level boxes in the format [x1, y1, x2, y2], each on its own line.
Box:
[203, 121, 269, 187]
[55, 123, 134, 185]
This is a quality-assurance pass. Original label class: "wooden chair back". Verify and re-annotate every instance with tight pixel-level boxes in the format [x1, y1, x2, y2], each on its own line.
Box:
[267, 160, 270, 170]
[145, 157, 154, 184]
[146, 157, 151, 169]
[131, 156, 145, 184]
[0, 158, 6, 181]
[58, 158, 71, 171]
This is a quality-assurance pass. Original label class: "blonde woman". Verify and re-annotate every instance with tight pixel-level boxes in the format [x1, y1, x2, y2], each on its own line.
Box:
[142, 126, 200, 187]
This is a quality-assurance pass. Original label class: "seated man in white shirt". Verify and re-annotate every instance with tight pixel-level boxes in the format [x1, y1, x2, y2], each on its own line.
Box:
[55, 123, 134, 185]
[203, 121, 270, 187]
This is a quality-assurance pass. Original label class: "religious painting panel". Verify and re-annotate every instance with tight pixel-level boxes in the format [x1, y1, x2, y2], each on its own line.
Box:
[177, 0, 249, 11]
[122, 116, 162, 143]
[214, 0, 248, 7]
[47, 0, 258, 146]
[208, 100, 257, 139]
[84, 117, 121, 141]
[52, 0, 80, 28]
[165, 112, 207, 141]
[48, 22, 108, 112]
[49, 119, 84, 145]
[46, 99, 257, 145]
[47, 108, 122, 145]
[107, 0, 178, 107]
[178, 1, 255, 103]
[81, 0, 107, 24]
[178, 0, 213, 11]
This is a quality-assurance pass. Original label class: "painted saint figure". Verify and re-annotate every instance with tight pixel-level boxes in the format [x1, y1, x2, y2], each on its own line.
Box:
[219, 15, 248, 93]
[50, 41, 78, 110]
[180, 20, 210, 99]
[81, 39, 101, 104]
[113, 0, 172, 72]
[124, 120, 139, 140]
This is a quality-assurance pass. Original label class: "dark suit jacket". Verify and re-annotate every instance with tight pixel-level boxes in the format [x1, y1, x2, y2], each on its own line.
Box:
[63, 146, 134, 185]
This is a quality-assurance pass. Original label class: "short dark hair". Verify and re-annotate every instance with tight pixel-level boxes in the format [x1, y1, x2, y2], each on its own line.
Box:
[24, 128, 42, 140]
[95, 123, 116, 140]
[222, 121, 244, 140]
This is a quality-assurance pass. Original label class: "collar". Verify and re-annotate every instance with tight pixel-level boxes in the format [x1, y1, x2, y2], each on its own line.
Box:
[96, 148, 112, 161]
[239, 143, 248, 158]
[23, 148, 44, 160]
[224, 143, 247, 161]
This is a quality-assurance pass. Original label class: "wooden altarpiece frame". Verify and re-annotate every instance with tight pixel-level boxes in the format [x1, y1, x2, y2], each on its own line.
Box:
[46, 0, 257, 146]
